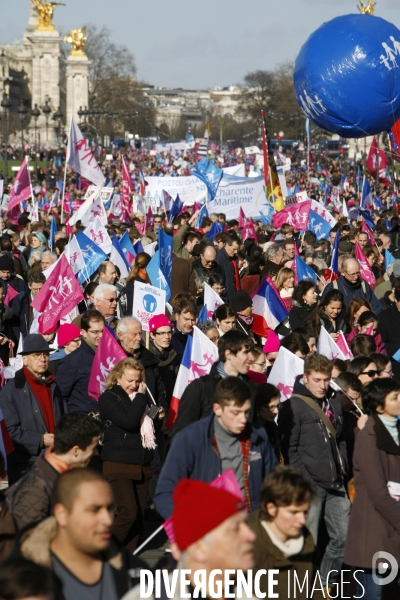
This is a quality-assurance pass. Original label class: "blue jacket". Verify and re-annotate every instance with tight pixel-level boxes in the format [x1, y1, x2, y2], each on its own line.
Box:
[56, 340, 98, 414]
[154, 412, 278, 519]
[322, 275, 381, 314]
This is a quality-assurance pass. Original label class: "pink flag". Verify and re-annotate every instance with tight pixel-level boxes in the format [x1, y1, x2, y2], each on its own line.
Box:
[336, 331, 353, 359]
[136, 222, 146, 235]
[354, 242, 376, 290]
[272, 200, 311, 230]
[66, 118, 105, 187]
[145, 206, 153, 231]
[238, 207, 248, 228]
[7, 157, 32, 224]
[121, 160, 133, 225]
[192, 202, 202, 215]
[88, 328, 127, 400]
[4, 285, 19, 307]
[364, 323, 375, 336]
[65, 223, 73, 236]
[242, 219, 257, 242]
[31, 255, 84, 334]
[361, 220, 375, 245]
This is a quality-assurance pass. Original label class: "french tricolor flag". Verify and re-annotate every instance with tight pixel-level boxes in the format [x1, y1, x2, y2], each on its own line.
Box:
[166, 336, 193, 430]
[252, 278, 289, 337]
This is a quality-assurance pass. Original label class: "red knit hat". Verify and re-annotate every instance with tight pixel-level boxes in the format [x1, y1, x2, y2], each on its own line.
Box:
[172, 479, 245, 551]
[148, 314, 172, 332]
[57, 324, 81, 347]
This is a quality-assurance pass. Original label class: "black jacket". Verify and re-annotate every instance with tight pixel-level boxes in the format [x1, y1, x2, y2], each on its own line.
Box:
[278, 376, 348, 490]
[171, 325, 191, 362]
[172, 362, 257, 436]
[98, 385, 153, 465]
[147, 342, 179, 406]
[380, 290, 395, 312]
[216, 247, 239, 295]
[318, 312, 348, 335]
[56, 339, 98, 414]
[192, 259, 224, 285]
[288, 302, 317, 331]
[378, 304, 400, 382]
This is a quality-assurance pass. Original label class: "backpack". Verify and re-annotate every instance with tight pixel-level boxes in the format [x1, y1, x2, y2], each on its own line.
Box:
[332, 279, 367, 294]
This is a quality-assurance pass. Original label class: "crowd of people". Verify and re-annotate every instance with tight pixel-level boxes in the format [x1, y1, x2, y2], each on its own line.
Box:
[0, 145, 399, 600]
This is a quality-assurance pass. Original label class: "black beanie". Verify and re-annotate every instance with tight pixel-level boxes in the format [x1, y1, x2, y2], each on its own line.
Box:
[228, 291, 252, 312]
[0, 255, 14, 272]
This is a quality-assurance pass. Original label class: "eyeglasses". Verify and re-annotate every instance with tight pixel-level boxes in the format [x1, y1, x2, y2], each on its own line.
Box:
[254, 362, 267, 368]
[104, 298, 117, 304]
[361, 370, 379, 378]
[265, 403, 281, 412]
[346, 271, 360, 278]
[154, 331, 172, 337]
[203, 259, 215, 265]
[382, 369, 394, 376]
[88, 329, 103, 336]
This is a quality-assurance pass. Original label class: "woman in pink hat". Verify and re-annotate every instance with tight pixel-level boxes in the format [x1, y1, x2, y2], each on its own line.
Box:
[48, 323, 82, 376]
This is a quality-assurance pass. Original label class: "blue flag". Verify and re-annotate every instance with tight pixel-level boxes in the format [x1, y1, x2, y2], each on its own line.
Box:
[206, 221, 224, 240]
[76, 232, 108, 284]
[374, 194, 382, 209]
[133, 239, 144, 255]
[330, 229, 340, 275]
[168, 195, 184, 223]
[361, 176, 373, 210]
[385, 249, 396, 271]
[147, 250, 171, 300]
[307, 209, 332, 241]
[295, 255, 317, 283]
[357, 208, 375, 230]
[259, 211, 269, 226]
[49, 216, 57, 251]
[57, 179, 63, 192]
[192, 158, 223, 200]
[195, 204, 209, 229]
[159, 229, 173, 290]
[197, 305, 208, 324]
[119, 231, 136, 266]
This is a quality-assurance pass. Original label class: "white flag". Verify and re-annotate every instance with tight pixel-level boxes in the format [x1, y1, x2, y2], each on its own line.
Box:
[143, 241, 157, 258]
[64, 235, 85, 275]
[204, 282, 224, 320]
[81, 193, 107, 226]
[343, 200, 348, 218]
[317, 326, 348, 361]
[29, 202, 39, 222]
[83, 216, 112, 254]
[189, 326, 219, 380]
[66, 118, 105, 187]
[68, 195, 93, 226]
[268, 347, 304, 401]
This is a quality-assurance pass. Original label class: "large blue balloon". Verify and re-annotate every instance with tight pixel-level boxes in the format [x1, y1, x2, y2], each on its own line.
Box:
[294, 14, 400, 138]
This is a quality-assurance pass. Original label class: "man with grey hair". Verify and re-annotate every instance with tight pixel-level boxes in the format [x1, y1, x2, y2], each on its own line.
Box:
[93, 283, 119, 331]
[116, 317, 166, 417]
[322, 257, 382, 313]
[41, 251, 57, 273]
[263, 243, 284, 279]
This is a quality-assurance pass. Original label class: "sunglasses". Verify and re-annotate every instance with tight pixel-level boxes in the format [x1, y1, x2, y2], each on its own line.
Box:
[361, 370, 379, 378]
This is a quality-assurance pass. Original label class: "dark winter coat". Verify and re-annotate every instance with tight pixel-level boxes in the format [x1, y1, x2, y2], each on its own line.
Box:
[344, 413, 400, 569]
[172, 362, 257, 436]
[0, 369, 66, 479]
[6, 453, 58, 529]
[378, 303, 400, 381]
[9, 290, 32, 340]
[98, 385, 153, 465]
[56, 339, 98, 414]
[169, 255, 197, 301]
[171, 325, 191, 363]
[192, 259, 224, 286]
[379, 289, 395, 312]
[278, 376, 348, 490]
[322, 275, 382, 314]
[155, 412, 278, 519]
[288, 301, 317, 332]
[216, 247, 240, 295]
[147, 342, 179, 406]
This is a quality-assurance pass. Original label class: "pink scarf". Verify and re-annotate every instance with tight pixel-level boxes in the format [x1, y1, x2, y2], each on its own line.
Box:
[129, 392, 157, 450]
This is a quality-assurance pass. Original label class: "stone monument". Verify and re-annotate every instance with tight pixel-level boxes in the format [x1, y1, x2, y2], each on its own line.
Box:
[64, 27, 90, 126]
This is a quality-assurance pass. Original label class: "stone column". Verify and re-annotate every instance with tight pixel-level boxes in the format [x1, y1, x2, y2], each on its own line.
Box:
[66, 54, 90, 128]
[27, 28, 61, 145]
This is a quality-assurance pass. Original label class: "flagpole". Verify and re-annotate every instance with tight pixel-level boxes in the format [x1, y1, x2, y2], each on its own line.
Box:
[27, 156, 34, 211]
[61, 116, 72, 224]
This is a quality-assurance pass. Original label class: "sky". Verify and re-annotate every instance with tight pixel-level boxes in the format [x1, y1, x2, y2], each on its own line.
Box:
[2, 0, 400, 89]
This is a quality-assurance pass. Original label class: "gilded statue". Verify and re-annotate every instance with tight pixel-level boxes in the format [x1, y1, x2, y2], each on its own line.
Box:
[357, 0, 376, 14]
[32, 0, 65, 31]
[64, 28, 88, 56]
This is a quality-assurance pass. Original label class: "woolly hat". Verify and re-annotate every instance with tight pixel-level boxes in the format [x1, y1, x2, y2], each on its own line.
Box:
[263, 329, 280, 353]
[172, 479, 245, 551]
[0, 255, 14, 272]
[32, 231, 47, 245]
[148, 314, 172, 332]
[228, 291, 252, 312]
[57, 324, 82, 347]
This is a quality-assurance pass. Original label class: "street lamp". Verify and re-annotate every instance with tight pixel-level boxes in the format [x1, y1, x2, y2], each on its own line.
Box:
[17, 101, 28, 154]
[31, 103, 41, 181]
[1, 93, 11, 185]
[41, 98, 51, 188]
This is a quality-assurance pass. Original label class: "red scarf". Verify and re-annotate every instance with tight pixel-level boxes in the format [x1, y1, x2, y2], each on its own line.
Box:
[23, 367, 56, 434]
[231, 258, 240, 291]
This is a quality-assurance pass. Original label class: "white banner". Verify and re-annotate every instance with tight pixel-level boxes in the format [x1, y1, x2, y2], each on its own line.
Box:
[208, 176, 267, 219]
[133, 281, 166, 331]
